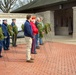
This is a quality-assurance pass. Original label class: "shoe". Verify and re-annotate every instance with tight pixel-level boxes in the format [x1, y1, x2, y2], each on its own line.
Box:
[4, 49, 7, 50]
[34, 52, 37, 54]
[4, 49, 8, 50]
[26, 60, 34, 63]
[0, 55, 3, 58]
[13, 45, 17, 47]
[36, 46, 40, 49]
[31, 52, 37, 54]
[4, 49, 9, 51]
[15, 45, 17, 47]
[7, 48, 10, 50]
[31, 58, 34, 60]
[40, 43, 44, 45]
[4, 47, 7, 50]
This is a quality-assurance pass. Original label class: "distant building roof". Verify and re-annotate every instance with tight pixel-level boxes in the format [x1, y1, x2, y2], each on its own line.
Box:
[11, 0, 76, 13]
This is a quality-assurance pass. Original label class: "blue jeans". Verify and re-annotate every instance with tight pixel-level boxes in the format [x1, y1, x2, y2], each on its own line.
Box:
[35, 34, 39, 47]
[39, 38, 43, 45]
[3, 36, 10, 50]
[0, 40, 3, 54]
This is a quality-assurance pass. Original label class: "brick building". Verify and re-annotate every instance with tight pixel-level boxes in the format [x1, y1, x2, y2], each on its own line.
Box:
[12, 0, 76, 38]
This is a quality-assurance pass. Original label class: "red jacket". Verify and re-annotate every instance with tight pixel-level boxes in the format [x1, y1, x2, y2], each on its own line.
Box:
[30, 21, 38, 35]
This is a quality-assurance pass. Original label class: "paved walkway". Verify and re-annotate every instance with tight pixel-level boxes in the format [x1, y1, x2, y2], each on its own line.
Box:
[0, 42, 76, 75]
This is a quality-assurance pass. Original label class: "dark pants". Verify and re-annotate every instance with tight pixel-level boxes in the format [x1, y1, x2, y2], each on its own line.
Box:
[0, 40, 3, 54]
[3, 36, 10, 50]
[35, 34, 39, 47]
[12, 34, 17, 46]
[31, 35, 36, 53]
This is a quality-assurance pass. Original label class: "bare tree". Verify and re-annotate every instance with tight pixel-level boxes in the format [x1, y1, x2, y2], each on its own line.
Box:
[0, 0, 17, 13]
[13, 0, 34, 9]
[0, 0, 35, 12]
[11, 0, 27, 11]
[17, 0, 27, 7]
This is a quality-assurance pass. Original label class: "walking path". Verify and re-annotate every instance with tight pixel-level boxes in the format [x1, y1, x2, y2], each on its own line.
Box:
[0, 41, 76, 75]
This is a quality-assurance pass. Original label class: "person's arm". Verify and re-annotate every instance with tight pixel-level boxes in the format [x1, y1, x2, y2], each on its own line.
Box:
[2, 25, 7, 36]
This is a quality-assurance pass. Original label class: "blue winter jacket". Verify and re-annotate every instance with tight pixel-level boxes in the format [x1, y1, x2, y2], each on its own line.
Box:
[24, 20, 33, 38]
[2, 23, 9, 36]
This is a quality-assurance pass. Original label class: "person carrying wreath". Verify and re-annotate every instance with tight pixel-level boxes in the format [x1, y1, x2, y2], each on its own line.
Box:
[0, 20, 4, 58]
[2, 20, 10, 50]
[37, 17, 44, 45]
[11, 19, 18, 47]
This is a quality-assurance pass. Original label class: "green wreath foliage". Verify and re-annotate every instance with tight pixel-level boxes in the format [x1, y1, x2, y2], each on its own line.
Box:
[37, 23, 44, 38]
[21, 24, 24, 31]
[44, 23, 51, 34]
[13, 25, 18, 34]
[0, 27, 4, 40]
[7, 25, 14, 36]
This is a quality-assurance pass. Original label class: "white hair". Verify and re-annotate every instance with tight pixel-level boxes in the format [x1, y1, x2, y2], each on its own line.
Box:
[40, 16, 43, 20]
[36, 17, 40, 21]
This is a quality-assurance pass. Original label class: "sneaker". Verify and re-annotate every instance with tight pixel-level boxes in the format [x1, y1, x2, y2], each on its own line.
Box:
[26, 60, 34, 63]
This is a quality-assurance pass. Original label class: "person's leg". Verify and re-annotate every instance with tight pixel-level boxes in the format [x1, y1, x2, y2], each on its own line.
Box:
[0, 47, 2, 57]
[34, 35, 37, 53]
[12, 35, 14, 46]
[31, 38, 34, 53]
[31, 35, 37, 54]
[35, 34, 40, 49]
[14, 34, 17, 46]
[35, 34, 38, 47]
[0, 40, 3, 57]
[6, 36, 10, 49]
[25, 37, 32, 61]
[39, 38, 43, 45]
[3, 38, 7, 50]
